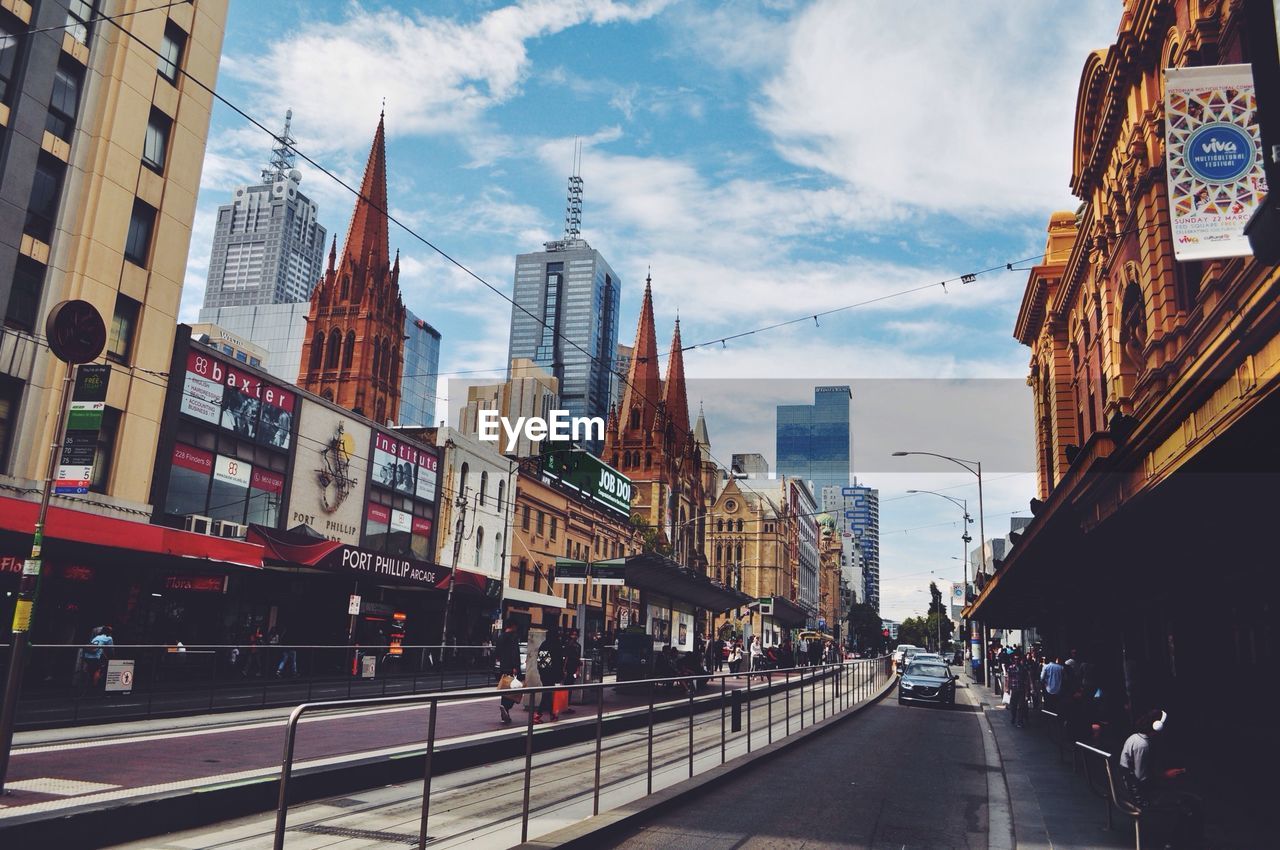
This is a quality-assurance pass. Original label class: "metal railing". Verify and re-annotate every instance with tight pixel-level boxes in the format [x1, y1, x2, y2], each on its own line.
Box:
[0, 643, 544, 728]
[272, 654, 892, 849]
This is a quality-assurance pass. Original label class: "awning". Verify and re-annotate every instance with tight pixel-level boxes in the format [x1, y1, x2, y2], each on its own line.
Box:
[765, 595, 809, 627]
[502, 585, 567, 609]
[0, 494, 262, 569]
[247, 524, 481, 591]
[624, 553, 752, 613]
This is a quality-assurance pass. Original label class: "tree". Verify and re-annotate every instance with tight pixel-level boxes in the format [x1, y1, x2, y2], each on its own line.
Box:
[629, 513, 672, 556]
[845, 602, 883, 652]
[898, 616, 931, 648]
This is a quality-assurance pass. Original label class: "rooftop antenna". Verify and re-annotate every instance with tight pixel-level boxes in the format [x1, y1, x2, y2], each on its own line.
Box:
[565, 137, 583, 240]
[263, 108, 298, 183]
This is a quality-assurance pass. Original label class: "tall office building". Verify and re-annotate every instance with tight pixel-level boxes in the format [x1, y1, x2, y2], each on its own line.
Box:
[507, 172, 620, 430]
[0, 0, 227, 506]
[776, 385, 852, 509]
[833, 482, 880, 611]
[400, 312, 441, 427]
[200, 110, 327, 309]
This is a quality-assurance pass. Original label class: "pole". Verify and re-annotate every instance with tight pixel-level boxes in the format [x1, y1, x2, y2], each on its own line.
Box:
[0, 359, 75, 792]
[439, 489, 468, 670]
[975, 461, 989, 688]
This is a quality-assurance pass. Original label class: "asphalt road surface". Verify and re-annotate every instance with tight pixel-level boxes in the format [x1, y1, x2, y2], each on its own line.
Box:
[601, 682, 990, 849]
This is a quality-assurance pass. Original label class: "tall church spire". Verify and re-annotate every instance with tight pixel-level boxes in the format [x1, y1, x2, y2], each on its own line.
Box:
[340, 113, 389, 273]
[620, 273, 662, 432]
[693, 402, 710, 451]
[663, 317, 690, 445]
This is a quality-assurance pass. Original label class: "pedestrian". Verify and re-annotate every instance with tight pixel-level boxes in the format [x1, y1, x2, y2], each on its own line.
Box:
[1041, 655, 1065, 711]
[728, 639, 743, 675]
[274, 626, 297, 678]
[533, 626, 565, 723]
[1119, 709, 1203, 847]
[82, 625, 113, 690]
[243, 626, 265, 677]
[808, 637, 822, 666]
[714, 636, 726, 672]
[703, 634, 718, 673]
[495, 618, 522, 725]
[777, 639, 794, 669]
[562, 628, 582, 714]
[1006, 653, 1030, 727]
[749, 636, 764, 679]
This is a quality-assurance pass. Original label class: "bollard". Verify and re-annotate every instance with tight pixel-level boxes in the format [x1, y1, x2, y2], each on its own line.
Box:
[731, 688, 743, 732]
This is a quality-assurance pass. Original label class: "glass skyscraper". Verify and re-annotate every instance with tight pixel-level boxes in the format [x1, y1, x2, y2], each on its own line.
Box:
[507, 239, 620, 428]
[400, 311, 441, 427]
[776, 385, 852, 506]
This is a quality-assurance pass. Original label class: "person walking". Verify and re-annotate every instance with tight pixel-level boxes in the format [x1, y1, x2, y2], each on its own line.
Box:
[727, 639, 743, 675]
[1006, 653, 1030, 727]
[749, 636, 764, 680]
[274, 626, 298, 678]
[495, 619, 522, 725]
[534, 626, 565, 723]
[1041, 655, 1065, 711]
[703, 634, 718, 674]
[83, 625, 113, 690]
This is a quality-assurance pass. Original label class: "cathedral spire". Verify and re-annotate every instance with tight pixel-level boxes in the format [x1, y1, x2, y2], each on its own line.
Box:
[693, 402, 710, 451]
[663, 316, 690, 445]
[620, 274, 662, 432]
[340, 113, 389, 274]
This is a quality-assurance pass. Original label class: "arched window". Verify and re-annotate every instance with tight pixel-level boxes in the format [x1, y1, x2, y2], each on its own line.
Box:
[497, 480, 506, 514]
[1120, 281, 1147, 373]
[309, 331, 324, 369]
[736, 543, 743, 562]
[459, 462, 470, 498]
[644, 453, 651, 469]
[340, 275, 350, 300]
[479, 471, 488, 506]
[495, 532, 502, 564]
[390, 345, 400, 381]
[343, 330, 355, 368]
[381, 339, 391, 380]
[716, 518, 723, 533]
[375, 396, 385, 424]
[736, 519, 744, 533]
[474, 527, 484, 569]
[629, 408, 640, 429]
[325, 328, 341, 368]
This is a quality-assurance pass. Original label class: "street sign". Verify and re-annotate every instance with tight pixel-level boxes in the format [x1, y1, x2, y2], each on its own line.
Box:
[361, 655, 376, 678]
[554, 558, 588, 584]
[105, 659, 135, 693]
[591, 558, 626, 586]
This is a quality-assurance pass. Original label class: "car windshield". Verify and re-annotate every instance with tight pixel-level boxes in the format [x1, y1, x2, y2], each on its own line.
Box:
[907, 663, 948, 678]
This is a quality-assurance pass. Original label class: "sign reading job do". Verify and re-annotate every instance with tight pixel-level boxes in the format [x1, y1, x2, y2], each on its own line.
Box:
[1165, 64, 1269, 260]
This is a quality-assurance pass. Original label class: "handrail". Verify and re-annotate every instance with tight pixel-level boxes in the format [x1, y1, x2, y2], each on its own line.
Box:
[272, 654, 892, 849]
[1073, 741, 1115, 830]
[27, 643, 501, 650]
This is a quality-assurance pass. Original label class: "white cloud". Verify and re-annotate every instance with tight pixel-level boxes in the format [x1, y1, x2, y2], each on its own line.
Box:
[752, 0, 1118, 216]
[232, 1, 677, 155]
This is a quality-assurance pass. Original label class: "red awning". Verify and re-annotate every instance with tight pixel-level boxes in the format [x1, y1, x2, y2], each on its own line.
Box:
[0, 494, 263, 569]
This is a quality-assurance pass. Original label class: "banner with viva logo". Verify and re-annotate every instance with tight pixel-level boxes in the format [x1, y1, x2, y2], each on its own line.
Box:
[1165, 64, 1269, 260]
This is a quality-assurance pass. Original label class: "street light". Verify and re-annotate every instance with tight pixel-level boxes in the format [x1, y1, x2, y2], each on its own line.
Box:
[894, 450, 988, 685]
[906, 489, 972, 604]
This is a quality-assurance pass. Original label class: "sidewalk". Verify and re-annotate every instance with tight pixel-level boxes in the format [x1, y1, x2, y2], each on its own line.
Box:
[972, 678, 1261, 849]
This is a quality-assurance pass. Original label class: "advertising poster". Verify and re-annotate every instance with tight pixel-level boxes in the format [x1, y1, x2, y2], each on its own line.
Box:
[1165, 64, 1269, 259]
[373, 432, 416, 495]
[285, 401, 369, 546]
[181, 350, 296, 447]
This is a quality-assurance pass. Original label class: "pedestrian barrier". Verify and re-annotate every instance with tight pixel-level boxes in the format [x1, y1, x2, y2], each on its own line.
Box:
[1074, 741, 1116, 829]
[1039, 708, 1070, 763]
[271, 655, 892, 849]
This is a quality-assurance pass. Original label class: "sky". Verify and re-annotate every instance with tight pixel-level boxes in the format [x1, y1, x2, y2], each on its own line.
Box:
[183, 0, 1124, 623]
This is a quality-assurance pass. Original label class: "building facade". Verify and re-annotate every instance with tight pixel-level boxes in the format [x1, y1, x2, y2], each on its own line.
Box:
[297, 115, 406, 425]
[969, 4, 1278, 831]
[507, 179, 620, 430]
[200, 110, 327, 310]
[0, 0, 226, 507]
[457, 358, 558, 457]
[399, 312, 441, 427]
[834, 482, 880, 610]
[776, 385, 852, 510]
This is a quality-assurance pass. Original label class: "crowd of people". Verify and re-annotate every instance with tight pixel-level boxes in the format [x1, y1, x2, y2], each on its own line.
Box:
[988, 643, 1202, 848]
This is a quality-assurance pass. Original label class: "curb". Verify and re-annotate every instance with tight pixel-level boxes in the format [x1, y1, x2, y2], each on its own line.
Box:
[512, 672, 897, 850]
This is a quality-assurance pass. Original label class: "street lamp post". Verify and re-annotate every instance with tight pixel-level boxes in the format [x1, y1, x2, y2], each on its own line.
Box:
[894, 451, 988, 685]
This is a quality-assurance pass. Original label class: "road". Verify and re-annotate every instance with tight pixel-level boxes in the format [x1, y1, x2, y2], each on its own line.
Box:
[602, 680, 991, 850]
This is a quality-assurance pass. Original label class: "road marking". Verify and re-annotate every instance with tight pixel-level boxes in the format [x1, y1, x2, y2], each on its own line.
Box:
[4, 777, 120, 796]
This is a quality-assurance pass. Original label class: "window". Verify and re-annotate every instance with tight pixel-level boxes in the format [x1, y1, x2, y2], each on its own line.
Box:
[459, 462, 469, 498]
[325, 327, 341, 368]
[342, 330, 355, 368]
[550, 517, 557, 540]
[47, 64, 82, 141]
[24, 156, 65, 243]
[479, 471, 488, 506]
[246, 468, 283, 528]
[536, 510, 544, 536]
[309, 332, 324, 369]
[235, 350, 247, 363]
[107, 294, 140, 363]
[474, 527, 484, 569]
[497, 480, 505, 514]
[158, 21, 186, 82]
[522, 504, 530, 531]
[0, 375, 21, 472]
[249, 357, 261, 367]
[165, 443, 212, 517]
[5, 256, 46, 330]
[0, 17, 19, 103]
[65, 0, 94, 45]
[88, 407, 121, 494]
[124, 200, 156, 266]
[143, 109, 171, 172]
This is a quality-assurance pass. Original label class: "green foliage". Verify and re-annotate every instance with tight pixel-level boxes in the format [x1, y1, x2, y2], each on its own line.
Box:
[846, 602, 884, 650]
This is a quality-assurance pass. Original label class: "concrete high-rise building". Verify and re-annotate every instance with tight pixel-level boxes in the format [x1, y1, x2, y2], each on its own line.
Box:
[507, 174, 620, 430]
[0, 0, 227, 508]
[731, 453, 769, 476]
[776, 385, 852, 509]
[457, 358, 558, 457]
[298, 114, 406, 425]
[201, 110, 327, 309]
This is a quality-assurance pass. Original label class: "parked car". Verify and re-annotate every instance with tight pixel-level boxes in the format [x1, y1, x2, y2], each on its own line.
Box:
[898, 660, 956, 707]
